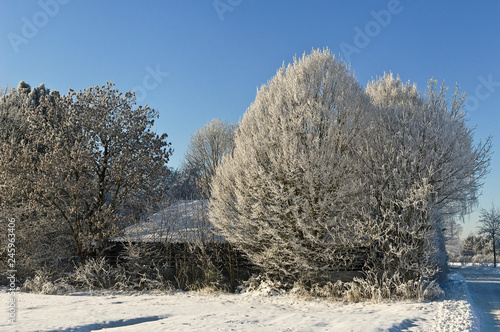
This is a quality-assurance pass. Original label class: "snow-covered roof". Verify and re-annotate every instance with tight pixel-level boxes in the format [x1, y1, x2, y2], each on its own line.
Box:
[115, 200, 224, 243]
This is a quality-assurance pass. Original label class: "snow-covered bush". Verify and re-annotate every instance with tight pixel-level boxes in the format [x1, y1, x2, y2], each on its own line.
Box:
[237, 275, 291, 296]
[423, 280, 445, 300]
[69, 257, 120, 290]
[113, 241, 172, 291]
[289, 280, 346, 300]
[22, 269, 75, 295]
[68, 244, 173, 291]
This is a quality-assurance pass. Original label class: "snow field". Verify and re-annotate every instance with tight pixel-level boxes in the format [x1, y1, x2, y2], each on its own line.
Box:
[0, 271, 480, 332]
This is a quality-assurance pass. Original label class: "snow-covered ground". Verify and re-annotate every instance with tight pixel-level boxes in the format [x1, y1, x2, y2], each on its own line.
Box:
[1, 268, 481, 332]
[450, 265, 500, 331]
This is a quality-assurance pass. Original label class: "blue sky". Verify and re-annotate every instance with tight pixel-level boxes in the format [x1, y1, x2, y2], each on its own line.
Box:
[1, 0, 499, 236]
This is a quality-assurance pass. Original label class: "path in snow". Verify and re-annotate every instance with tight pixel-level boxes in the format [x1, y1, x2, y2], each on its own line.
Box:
[451, 266, 500, 332]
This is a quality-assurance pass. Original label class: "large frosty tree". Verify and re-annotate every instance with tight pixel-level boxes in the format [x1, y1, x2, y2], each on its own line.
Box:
[210, 49, 371, 281]
[3, 82, 172, 259]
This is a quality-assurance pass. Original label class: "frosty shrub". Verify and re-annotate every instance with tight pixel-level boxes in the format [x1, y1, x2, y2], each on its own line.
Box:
[69, 257, 119, 290]
[67, 244, 174, 292]
[22, 269, 75, 295]
[210, 49, 372, 282]
[289, 280, 346, 300]
[114, 241, 172, 291]
[422, 280, 445, 300]
[237, 274, 291, 296]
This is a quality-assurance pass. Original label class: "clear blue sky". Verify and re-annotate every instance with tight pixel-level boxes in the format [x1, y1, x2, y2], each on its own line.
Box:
[1, 0, 499, 237]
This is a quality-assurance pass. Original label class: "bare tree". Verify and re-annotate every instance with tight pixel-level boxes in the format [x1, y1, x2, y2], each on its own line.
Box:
[478, 204, 500, 267]
[184, 118, 235, 198]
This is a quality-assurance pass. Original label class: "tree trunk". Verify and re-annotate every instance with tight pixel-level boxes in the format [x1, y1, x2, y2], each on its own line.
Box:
[493, 236, 497, 268]
[76, 238, 85, 261]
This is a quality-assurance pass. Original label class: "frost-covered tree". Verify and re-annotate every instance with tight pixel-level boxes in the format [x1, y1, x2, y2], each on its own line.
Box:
[366, 74, 490, 217]
[210, 49, 371, 281]
[3, 82, 172, 259]
[443, 216, 463, 261]
[477, 204, 500, 267]
[461, 235, 479, 257]
[0, 81, 52, 150]
[461, 234, 496, 264]
[362, 73, 491, 285]
[184, 119, 235, 198]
